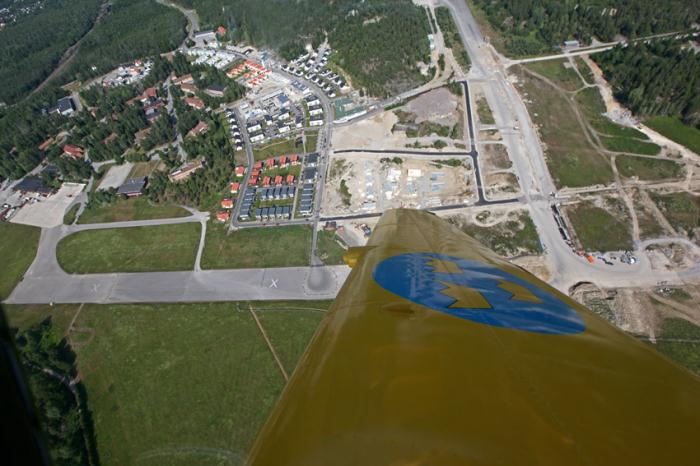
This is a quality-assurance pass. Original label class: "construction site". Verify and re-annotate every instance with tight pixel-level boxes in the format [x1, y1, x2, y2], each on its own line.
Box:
[322, 153, 477, 215]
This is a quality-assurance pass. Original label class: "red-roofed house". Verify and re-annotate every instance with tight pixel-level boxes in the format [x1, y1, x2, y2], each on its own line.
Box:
[217, 26, 226, 36]
[187, 121, 209, 138]
[251, 169, 260, 178]
[145, 87, 157, 98]
[234, 166, 245, 177]
[63, 144, 84, 158]
[274, 175, 283, 186]
[254, 161, 263, 170]
[248, 176, 258, 186]
[230, 182, 240, 194]
[290, 154, 300, 165]
[262, 176, 271, 187]
[265, 158, 275, 168]
[180, 83, 198, 94]
[221, 199, 234, 209]
[126, 95, 142, 106]
[279, 155, 288, 167]
[217, 211, 231, 222]
[286, 175, 295, 185]
[102, 133, 118, 145]
[38, 138, 54, 151]
[185, 97, 205, 110]
[173, 73, 194, 85]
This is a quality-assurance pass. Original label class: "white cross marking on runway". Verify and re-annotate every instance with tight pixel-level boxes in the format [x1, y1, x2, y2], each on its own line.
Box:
[92, 284, 100, 293]
[269, 279, 279, 289]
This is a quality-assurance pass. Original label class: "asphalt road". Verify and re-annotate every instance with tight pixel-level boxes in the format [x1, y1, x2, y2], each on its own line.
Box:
[440, 0, 700, 291]
[7, 211, 349, 304]
[7, 2, 699, 305]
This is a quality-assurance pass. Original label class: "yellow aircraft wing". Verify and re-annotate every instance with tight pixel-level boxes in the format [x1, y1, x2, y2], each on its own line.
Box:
[247, 209, 700, 466]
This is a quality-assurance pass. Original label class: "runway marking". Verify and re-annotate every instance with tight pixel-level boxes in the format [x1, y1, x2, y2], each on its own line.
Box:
[268, 278, 278, 288]
[92, 284, 100, 293]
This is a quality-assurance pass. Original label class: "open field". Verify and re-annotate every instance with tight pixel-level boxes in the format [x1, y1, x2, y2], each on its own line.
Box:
[5, 301, 332, 466]
[57, 223, 200, 273]
[616, 156, 684, 181]
[316, 230, 347, 265]
[645, 116, 700, 155]
[574, 88, 649, 140]
[202, 224, 311, 269]
[631, 189, 665, 239]
[128, 160, 163, 178]
[447, 209, 542, 257]
[78, 197, 189, 224]
[650, 192, 700, 239]
[252, 137, 303, 161]
[515, 66, 614, 188]
[254, 303, 328, 374]
[599, 136, 660, 155]
[526, 59, 583, 92]
[566, 201, 633, 252]
[480, 143, 512, 170]
[574, 57, 595, 85]
[475, 96, 495, 125]
[0, 223, 40, 300]
[654, 318, 700, 375]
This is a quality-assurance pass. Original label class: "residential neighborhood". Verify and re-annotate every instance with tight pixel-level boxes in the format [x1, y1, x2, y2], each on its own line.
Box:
[1, 1, 699, 464]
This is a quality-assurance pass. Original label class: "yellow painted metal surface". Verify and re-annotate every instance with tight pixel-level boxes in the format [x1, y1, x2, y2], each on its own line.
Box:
[247, 209, 700, 466]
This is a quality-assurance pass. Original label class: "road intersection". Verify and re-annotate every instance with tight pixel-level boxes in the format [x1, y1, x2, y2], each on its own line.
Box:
[6, 0, 699, 305]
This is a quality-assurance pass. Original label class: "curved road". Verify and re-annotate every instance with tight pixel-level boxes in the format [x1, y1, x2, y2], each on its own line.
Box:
[7, 1, 699, 305]
[7, 210, 349, 304]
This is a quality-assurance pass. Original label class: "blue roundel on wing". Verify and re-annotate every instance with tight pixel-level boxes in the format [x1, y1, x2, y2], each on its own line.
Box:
[372, 252, 585, 335]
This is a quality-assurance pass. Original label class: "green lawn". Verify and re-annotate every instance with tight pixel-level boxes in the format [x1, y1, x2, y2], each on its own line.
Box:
[616, 156, 684, 181]
[305, 131, 318, 152]
[57, 223, 201, 273]
[5, 301, 332, 466]
[316, 230, 347, 265]
[202, 224, 311, 269]
[599, 135, 660, 155]
[128, 160, 162, 178]
[645, 116, 700, 155]
[654, 318, 700, 376]
[526, 59, 583, 92]
[252, 138, 303, 162]
[567, 202, 634, 251]
[63, 204, 80, 225]
[0, 223, 40, 300]
[516, 67, 614, 188]
[255, 304, 328, 375]
[650, 192, 700, 238]
[79, 197, 189, 224]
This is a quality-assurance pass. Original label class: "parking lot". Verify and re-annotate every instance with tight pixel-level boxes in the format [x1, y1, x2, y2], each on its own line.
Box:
[10, 182, 85, 228]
